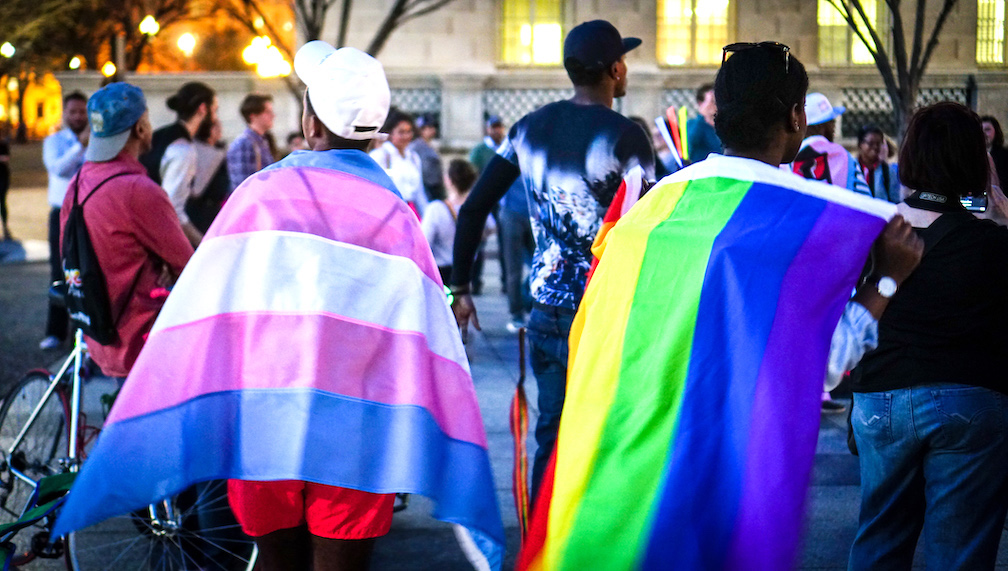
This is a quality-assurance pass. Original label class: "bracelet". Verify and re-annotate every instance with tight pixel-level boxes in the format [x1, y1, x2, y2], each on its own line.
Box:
[448, 284, 470, 295]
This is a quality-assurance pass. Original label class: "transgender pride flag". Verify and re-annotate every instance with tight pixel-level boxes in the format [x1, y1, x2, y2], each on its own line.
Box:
[519, 155, 895, 570]
[52, 150, 505, 569]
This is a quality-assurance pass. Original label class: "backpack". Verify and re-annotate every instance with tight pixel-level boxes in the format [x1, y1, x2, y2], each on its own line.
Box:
[61, 172, 133, 345]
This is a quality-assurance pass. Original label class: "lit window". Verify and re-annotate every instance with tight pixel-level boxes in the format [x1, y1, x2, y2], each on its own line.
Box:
[818, 0, 884, 65]
[657, 0, 732, 66]
[977, 0, 1006, 64]
[500, 0, 563, 65]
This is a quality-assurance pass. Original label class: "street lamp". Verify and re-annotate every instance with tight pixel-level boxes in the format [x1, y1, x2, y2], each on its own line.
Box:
[177, 33, 196, 58]
[101, 62, 117, 77]
[0, 42, 14, 58]
[242, 36, 291, 78]
[69, 56, 82, 70]
[139, 15, 160, 37]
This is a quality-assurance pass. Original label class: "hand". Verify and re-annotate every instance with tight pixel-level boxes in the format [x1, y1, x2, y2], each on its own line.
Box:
[451, 292, 481, 344]
[154, 262, 178, 289]
[982, 184, 1008, 226]
[78, 130, 89, 147]
[873, 214, 924, 284]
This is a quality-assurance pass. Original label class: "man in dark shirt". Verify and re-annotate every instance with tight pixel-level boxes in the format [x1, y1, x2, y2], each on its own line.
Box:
[450, 19, 655, 500]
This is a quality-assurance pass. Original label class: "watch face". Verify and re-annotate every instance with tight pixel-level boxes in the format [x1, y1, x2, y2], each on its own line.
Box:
[877, 277, 898, 298]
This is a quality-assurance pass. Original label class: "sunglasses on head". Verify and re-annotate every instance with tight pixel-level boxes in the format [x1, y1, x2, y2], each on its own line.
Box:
[722, 42, 791, 74]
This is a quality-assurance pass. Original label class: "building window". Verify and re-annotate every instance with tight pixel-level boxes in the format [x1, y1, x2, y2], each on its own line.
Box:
[500, 0, 564, 65]
[818, 0, 884, 65]
[977, 0, 1006, 64]
[657, 0, 731, 66]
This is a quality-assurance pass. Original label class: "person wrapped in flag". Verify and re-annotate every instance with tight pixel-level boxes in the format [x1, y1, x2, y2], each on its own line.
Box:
[53, 42, 504, 571]
[518, 43, 923, 571]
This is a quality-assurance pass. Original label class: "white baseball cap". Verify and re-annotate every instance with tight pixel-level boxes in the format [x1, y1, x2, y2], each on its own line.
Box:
[805, 92, 846, 126]
[294, 41, 390, 141]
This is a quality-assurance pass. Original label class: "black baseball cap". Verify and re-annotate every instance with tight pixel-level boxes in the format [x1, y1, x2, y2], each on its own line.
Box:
[563, 20, 642, 72]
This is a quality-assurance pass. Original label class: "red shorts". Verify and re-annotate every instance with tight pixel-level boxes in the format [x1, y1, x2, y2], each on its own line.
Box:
[227, 479, 395, 539]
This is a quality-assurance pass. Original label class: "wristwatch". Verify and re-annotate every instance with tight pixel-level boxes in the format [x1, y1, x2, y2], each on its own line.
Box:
[876, 276, 898, 298]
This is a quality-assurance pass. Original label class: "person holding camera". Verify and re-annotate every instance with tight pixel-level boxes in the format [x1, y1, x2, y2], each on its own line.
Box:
[848, 102, 1008, 571]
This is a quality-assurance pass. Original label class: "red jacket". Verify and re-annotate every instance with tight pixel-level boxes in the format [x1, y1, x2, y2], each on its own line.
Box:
[61, 152, 193, 377]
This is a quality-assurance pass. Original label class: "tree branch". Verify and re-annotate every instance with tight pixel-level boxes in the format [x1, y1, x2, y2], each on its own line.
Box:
[399, 0, 455, 25]
[365, 0, 409, 55]
[884, 0, 909, 93]
[917, 0, 957, 79]
[336, 0, 352, 47]
[908, 0, 926, 73]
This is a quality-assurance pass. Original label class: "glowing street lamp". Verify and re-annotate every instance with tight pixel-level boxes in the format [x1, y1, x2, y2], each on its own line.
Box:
[139, 15, 160, 37]
[241, 36, 291, 78]
[69, 56, 82, 70]
[177, 33, 196, 58]
[101, 62, 117, 77]
[0, 42, 14, 58]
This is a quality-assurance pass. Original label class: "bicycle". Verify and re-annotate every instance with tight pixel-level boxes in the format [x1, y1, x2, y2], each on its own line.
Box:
[0, 325, 258, 570]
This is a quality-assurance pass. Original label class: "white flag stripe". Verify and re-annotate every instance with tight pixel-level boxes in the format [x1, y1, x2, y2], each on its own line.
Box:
[154, 230, 468, 370]
[664, 154, 898, 220]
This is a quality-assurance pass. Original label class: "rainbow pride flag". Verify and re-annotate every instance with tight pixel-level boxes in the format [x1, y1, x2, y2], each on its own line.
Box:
[52, 150, 505, 569]
[519, 155, 895, 570]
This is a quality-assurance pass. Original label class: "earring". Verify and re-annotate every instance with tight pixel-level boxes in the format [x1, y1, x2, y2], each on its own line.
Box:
[794, 123, 799, 130]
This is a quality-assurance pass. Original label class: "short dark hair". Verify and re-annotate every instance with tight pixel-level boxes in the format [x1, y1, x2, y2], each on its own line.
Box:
[695, 83, 715, 104]
[564, 59, 607, 87]
[380, 110, 414, 134]
[447, 159, 478, 193]
[714, 45, 808, 153]
[857, 123, 885, 145]
[166, 82, 215, 122]
[303, 90, 369, 151]
[240, 94, 273, 123]
[63, 91, 87, 105]
[899, 102, 988, 199]
[981, 115, 1005, 148]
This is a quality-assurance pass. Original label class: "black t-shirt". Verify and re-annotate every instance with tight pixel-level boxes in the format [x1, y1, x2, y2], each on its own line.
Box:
[854, 217, 1008, 395]
[452, 100, 654, 310]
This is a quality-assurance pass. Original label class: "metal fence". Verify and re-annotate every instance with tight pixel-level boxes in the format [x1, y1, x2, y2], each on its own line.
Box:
[390, 87, 442, 125]
[482, 88, 575, 125]
[840, 87, 968, 137]
[661, 89, 699, 117]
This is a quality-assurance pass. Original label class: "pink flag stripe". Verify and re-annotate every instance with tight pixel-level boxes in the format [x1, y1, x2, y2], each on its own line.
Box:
[109, 311, 488, 447]
[207, 167, 441, 284]
[152, 231, 467, 369]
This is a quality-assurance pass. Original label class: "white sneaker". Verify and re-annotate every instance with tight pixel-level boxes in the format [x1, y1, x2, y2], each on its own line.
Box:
[39, 336, 62, 350]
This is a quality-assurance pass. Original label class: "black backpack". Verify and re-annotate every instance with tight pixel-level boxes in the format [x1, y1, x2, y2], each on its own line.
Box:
[61, 172, 133, 345]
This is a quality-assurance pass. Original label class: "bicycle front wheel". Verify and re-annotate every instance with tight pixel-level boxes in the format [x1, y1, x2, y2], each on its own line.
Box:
[66, 479, 257, 570]
[0, 371, 70, 564]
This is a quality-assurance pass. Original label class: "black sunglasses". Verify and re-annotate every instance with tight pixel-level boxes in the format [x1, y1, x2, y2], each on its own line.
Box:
[722, 42, 791, 74]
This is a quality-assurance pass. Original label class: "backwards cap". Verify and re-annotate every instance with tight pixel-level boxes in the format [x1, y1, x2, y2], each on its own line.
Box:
[294, 41, 390, 141]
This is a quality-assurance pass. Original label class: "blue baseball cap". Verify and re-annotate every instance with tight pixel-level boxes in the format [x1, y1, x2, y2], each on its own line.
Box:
[85, 82, 147, 162]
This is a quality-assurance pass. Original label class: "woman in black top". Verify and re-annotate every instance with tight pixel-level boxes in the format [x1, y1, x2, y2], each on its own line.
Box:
[849, 103, 1008, 570]
[981, 115, 1008, 187]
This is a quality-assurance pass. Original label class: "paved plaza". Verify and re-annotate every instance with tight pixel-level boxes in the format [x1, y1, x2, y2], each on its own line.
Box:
[1, 143, 1006, 568]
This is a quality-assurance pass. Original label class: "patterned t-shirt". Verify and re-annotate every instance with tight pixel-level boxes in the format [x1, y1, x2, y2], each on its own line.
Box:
[497, 100, 655, 310]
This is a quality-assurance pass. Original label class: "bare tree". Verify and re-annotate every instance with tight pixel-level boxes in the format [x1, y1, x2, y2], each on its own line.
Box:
[824, 0, 959, 135]
[224, 0, 455, 101]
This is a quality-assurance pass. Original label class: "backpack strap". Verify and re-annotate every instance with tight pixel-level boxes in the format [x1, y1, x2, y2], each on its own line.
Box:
[72, 171, 133, 208]
[881, 163, 891, 201]
[919, 210, 974, 257]
[67, 170, 146, 333]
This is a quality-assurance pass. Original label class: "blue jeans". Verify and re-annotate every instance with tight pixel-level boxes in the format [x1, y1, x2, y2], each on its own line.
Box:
[526, 305, 575, 502]
[849, 384, 1008, 571]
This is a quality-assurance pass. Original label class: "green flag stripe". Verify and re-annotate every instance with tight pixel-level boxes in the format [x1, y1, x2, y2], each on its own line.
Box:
[557, 177, 752, 569]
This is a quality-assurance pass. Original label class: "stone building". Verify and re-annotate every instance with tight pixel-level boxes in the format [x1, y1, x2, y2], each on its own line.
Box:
[58, 0, 1008, 149]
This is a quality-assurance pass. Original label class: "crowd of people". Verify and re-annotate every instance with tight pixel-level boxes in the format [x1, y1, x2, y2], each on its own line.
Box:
[21, 16, 1008, 571]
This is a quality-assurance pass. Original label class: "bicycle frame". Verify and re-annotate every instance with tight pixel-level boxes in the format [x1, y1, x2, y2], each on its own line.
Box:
[5, 329, 86, 492]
